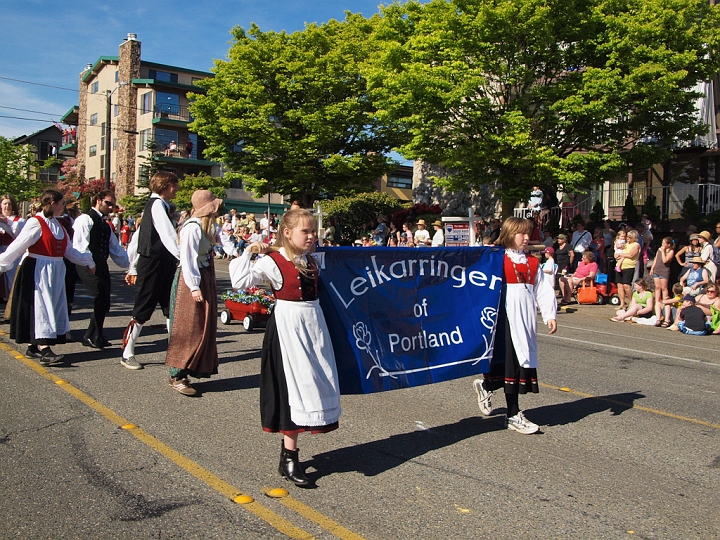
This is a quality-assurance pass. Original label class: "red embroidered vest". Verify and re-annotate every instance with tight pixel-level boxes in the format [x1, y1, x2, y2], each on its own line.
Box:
[28, 216, 67, 257]
[503, 254, 539, 285]
[268, 251, 319, 301]
[0, 216, 20, 247]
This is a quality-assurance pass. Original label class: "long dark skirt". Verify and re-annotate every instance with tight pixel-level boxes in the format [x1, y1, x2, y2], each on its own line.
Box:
[260, 312, 339, 436]
[165, 264, 218, 379]
[483, 306, 539, 395]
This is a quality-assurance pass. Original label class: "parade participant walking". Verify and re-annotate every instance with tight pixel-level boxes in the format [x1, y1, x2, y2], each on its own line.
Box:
[0, 190, 95, 364]
[472, 217, 557, 434]
[73, 190, 129, 349]
[229, 209, 341, 487]
[122, 172, 180, 370]
[165, 190, 222, 396]
[0, 194, 26, 301]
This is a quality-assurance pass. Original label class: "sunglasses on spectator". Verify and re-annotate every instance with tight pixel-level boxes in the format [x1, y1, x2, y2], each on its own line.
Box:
[103, 200, 115, 207]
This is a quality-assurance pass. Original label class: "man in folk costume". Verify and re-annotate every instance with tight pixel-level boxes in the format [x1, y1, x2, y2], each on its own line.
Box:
[473, 217, 557, 435]
[73, 190, 129, 349]
[164, 190, 222, 396]
[0, 190, 96, 364]
[121, 171, 180, 370]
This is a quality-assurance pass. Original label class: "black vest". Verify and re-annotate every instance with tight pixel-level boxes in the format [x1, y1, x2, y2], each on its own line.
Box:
[138, 197, 174, 260]
[88, 209, 111, 262]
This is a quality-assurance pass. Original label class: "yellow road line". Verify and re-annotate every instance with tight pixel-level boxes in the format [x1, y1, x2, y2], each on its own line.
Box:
[267, 489, 365, 540]
[541, 382, 720, 430]
[0, 339, 364, 539]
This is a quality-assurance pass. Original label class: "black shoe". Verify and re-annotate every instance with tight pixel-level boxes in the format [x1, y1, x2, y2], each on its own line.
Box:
[38, 348, 65, 366]
[25, 345, 42, 359]
[96, 337, 112, 348]
[278, 442, 311, 487]
[81, 337, 103, 349]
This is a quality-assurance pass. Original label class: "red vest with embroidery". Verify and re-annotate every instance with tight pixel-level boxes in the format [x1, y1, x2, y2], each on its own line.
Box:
[0, 216, 20, 247]
[268, 251, 319, 301]
[503, 254, 539, 285]
[28, 216, 67, 257]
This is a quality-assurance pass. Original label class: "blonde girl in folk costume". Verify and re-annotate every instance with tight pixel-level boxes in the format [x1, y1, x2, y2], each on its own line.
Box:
[0, 189, 95, 364]
[229, 209, 341, 487]
[472, 217, 557, 434]
[164, 190, 222, 396]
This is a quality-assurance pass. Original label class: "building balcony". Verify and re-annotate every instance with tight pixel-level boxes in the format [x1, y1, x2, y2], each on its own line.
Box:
[154, 154, 218, 167]
[151, 103, 192, 125]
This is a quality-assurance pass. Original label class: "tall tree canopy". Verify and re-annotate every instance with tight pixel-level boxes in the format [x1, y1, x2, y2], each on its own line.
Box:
[365, 0, 720, 208]
[191, 14, 404, 207]
[0, 137, 47, 201]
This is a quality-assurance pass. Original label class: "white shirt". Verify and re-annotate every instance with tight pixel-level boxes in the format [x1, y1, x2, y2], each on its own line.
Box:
[414, 228, 430, 245]
[0, 213, 95, 272]
[179, 221, 220, 291]
[431, 228, 444, 247]
[73, 208, 130, 269]
[571, 229, 592, 253]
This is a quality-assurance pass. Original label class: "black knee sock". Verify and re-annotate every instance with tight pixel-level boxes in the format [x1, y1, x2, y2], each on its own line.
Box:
[505, 392, 520, 417]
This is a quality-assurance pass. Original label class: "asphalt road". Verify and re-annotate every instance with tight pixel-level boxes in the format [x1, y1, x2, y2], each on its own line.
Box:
[1, 259, 719, 539]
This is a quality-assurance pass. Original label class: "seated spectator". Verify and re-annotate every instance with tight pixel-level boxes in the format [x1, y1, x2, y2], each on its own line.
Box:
[611, 278, 654, 322]
[677, 295, 711, 335]
[658, 282, 684, 328]
[694, 284, 720, 317]
[559, 251, 598, 305]
[680, 257, 710, 296]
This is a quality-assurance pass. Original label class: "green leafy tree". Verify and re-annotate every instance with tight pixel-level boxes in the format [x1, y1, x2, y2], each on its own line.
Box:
[0, 136, 45, 201]
[589, 200, 606, 224]
[622, 193, 640, 223]
[174, 173, 230, 212]
[319, 192, 408, 241]
[365, 0, 720, 213]
[641, 194, 661, 222]
[190, 15, 405, 208]
[681, 195, 702, 222]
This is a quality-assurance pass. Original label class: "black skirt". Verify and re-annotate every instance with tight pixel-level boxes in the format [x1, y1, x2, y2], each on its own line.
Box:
[259, 312, 338, 435]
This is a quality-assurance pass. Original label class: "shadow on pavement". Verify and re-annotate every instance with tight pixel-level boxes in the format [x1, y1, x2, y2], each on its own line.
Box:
[529, 391, 646, 426]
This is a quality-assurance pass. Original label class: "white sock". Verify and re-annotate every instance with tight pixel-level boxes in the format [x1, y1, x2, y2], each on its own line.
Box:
[166, 318, 171, 334]
[123, 322, 143, 359]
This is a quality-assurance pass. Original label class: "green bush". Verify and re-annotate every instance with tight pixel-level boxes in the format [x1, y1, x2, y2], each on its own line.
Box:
[681, 195, 702, 222]
[642, 194, 661, 222]
[320, 192, 409, 241]
[622, 193, 640, 223]
[588, 200, 605, 224]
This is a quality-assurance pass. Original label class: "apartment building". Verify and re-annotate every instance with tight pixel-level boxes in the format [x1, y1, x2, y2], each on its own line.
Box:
[62, 33, 220, 199]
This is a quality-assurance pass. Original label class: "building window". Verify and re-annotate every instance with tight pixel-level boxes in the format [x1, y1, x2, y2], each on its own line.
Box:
[89, 145, 97, 157]
[113, 138, 117, 150]
[155, 92, 180, 115]
[101, 122, 106, 152]
[387, 175, 412, 189]
[155, 128, 178, 154]
[230, 179, 243, 189]
[38, 167, 59, 183]
[90, 113, 98, 125]
[91, 81, 99, 93]
[141, 92, 152, 114]
[115, 70, 119, 83]
[38, 140, 58, 160]
[139, 128, 151, 151]
[100, 155, 105, 171]
[114, 104, 119, 117]
[149, 69, 178, 83]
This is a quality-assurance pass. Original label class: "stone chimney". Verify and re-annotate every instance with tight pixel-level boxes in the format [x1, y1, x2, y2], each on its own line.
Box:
[116, 34, 141, 199]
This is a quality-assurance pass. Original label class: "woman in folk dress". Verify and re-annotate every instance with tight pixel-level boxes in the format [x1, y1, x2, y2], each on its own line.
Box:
[0, 190, 95, 364]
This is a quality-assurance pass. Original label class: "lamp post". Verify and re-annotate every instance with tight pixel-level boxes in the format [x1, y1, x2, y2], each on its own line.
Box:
[104, 82, 128, 190]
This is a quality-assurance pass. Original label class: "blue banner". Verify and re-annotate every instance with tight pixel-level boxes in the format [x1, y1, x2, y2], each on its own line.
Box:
[315, 246, 504, 394]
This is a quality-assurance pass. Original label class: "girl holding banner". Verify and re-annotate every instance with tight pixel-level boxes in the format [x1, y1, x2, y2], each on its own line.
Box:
[229, 209, 341, 488]
[473, 217, 557, 434]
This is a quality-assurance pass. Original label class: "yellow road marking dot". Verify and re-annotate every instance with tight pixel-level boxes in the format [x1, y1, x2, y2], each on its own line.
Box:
[266, 488, 289, 498]
[121, 423, 137, 430]
[454, 504, 471, 514]
[55, 380, 68, 385]
[628, 531, 635, 535]
[234, 494, 254, 504]
[560, 387, 571, 392]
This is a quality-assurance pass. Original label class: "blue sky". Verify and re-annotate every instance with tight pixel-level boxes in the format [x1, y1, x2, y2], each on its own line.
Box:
[0, 0, 391, 140]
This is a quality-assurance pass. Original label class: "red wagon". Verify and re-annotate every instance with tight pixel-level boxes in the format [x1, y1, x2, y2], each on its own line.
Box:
[219, 287, 275, 331]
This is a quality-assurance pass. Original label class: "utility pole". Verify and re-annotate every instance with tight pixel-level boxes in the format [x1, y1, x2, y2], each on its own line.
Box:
[104, 90, 112, 190]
